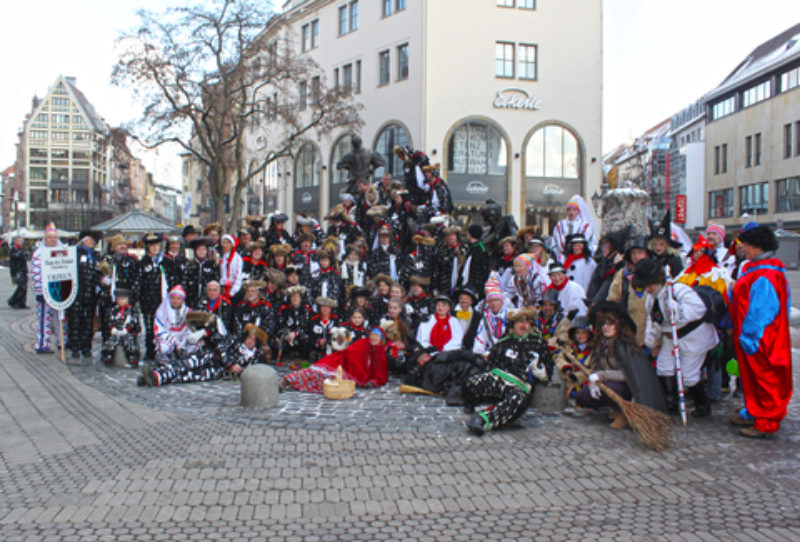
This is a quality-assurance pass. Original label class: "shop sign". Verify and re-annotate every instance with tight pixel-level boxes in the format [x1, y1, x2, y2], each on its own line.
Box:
[466, 181, 489, 195]
[301, 192, 312, 204]
[493, 87, 542, 111]
[675, 194, 687, 224]
[543, 184, 564, 195]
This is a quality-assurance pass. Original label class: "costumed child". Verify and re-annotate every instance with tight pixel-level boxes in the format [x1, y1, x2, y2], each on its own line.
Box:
[139, 232, 166, 360]
[553, 316, 594, 402]
[398, 230, 437, 290]
[406, 275, 433, 335]
[546, 262, 587, 318]
[226, 323, 269, 376]
[648, 210, 685, 278]
[341, 243, 367, 289]
[101, 288, 141, 366]
[280, 326, 390, 393]
[345, 286, 372, 326]
[463, 306, 552, 436]
[154, 285, 193, 365]
[284, 265, 312, 306]
[310, 249, 343, 309]
[563, 234, 597, 293]
[185, 237, 219, 310]
[309, 296, 341, 361]
[341, 307, 369, 344]
[276, 285, 313, 361]
[324, 204, 360, 260]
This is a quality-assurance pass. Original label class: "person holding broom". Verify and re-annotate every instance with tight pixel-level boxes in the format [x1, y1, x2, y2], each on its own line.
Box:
[576, 301, 667, 428]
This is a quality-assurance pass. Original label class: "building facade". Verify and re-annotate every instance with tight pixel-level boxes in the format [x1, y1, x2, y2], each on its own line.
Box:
[21, 76, 114, 230]
[254, 0, 602, 230]
[703, 23, 800, 230]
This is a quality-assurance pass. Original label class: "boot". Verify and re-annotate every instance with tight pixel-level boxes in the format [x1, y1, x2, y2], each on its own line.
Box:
[465, 415, 488, 436]
[658, 376, 678, 413]
[689, 383, 711, 418]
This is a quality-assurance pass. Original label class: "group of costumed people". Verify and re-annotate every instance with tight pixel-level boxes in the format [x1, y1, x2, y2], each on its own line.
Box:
[22, 153, 792, 439]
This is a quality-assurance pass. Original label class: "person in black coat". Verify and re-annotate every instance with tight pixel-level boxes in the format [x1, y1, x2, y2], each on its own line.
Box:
[67, 231, 103, 359]
[162, 235, 187, 290]
[98, 235, 141, 342]
[7, 236, 28, 308]
[197, 280, 235, 334]
[648, 211, 685, 279]
[433, 226, 464, 297]
[139, 233, 166, 360]
[185, 237, 219, 309]
[263, 213, 293, 247]
[457, 224, 491, 299]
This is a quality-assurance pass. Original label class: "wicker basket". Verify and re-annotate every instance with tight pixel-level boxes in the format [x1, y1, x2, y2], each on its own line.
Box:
[323, 366, 356, 400]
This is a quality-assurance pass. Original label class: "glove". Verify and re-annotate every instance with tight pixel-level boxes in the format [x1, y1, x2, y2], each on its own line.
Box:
[36, 294, 44, 303]
[118, 329, 128, 337]
[531, 362, 547, 382]
[187, 330, 206, 344]
[111, 328, 121, 337]
[102, 276, 112, 286]
[739, 334, 759, 356]
[589, 373, 600, 384]
[590, 385, 602, 400]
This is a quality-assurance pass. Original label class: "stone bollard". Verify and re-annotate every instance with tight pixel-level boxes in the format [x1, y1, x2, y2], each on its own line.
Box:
[240, 365, 280, 408]
[112, 344, 129, 368]
[532, 371, 568, 413]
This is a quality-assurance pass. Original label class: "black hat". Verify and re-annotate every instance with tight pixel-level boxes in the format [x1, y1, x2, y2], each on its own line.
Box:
[455, 287, 478, 304]
[738, 224, 779, 252]
[182, 225, 197, 237]
[467, 224, 483, 240]
[623, 234, 652, 263]
[601, 226, 629, 254]
[539, 288, 560, 308]
[433, 294, 453, 307]
[548, 262, 566, 275]
[114, 288, 135, 300]
[589, 300, 637, 336]
[568, 316, 593, 341]
[567, 233, 588, 246]
[649, 210, 682, 249]
[188, 236, 213, 250]
[143, 232, 162, 245]
[631, 258, 665, 289]
[272, 212, 289, 224]
[349, 286, 371, 300]
[79, 230, 102, 243]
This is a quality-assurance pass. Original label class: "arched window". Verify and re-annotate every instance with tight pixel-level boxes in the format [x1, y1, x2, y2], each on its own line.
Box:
[373, 123, 410, 179]
[329, 133, 356, 207]
[445, 119, 509, 206]
[525, 125, 579, 179]
[295, 143, 320, 187]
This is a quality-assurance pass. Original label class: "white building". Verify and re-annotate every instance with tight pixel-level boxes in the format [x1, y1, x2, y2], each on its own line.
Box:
[257, 0, 602, 230]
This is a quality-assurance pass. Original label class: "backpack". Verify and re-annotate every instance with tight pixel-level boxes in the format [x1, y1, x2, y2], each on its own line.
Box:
[692, 285, 729, 326]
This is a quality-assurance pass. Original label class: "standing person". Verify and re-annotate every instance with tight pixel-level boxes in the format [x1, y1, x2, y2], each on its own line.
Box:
[433, 226, 464, 297]
[185, 237, 219, 309]
[705, 222, 736, 276]
[607, 235, 651, 346]
[264, 212, 293, 248]
[545, 262, 587, 318]
[367, 225, 400, 280]
[563, 234, 596, 293]
[219, 234, 244, 302]
[729, 225, 793, 438]
[162, 235, 187, 290]
[458, 224, 491, 298]
[422, 164, 453, 214]
[551, 195, 597, 260]
[649, 211, 685, 278]
[31, 224, 62, 353]
[7, 236, 28, 309]
[139, 233, 166, 361]
[67, 230, 103, 359]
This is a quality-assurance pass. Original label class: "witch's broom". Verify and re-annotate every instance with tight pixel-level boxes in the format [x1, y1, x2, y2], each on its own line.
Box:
[562, 349, 673, 451]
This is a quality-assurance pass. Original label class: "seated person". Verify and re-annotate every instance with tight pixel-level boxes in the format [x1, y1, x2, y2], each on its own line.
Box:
[101, 288, 140, 366]
[226, 323, 269, 376]
[276, 285, 313, 361]
[341, 307, 369, 344]
[309, 297, 341, 361]
[154, 285, 194, 365]
[553, 316, 594, 401]
[415, 294, 464, 366]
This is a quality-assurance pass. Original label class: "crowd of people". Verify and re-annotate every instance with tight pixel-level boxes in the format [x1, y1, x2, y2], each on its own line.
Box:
[10, 163, 793, 440]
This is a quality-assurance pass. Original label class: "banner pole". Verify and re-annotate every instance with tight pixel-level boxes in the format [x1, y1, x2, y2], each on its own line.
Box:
[59, 310, 66, 364]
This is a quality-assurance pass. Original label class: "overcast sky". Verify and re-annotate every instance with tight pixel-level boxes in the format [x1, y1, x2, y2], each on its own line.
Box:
[1, 0, 799, 187]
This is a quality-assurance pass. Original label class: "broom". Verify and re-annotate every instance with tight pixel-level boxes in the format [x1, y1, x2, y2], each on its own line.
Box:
[561, 349, 673, 451]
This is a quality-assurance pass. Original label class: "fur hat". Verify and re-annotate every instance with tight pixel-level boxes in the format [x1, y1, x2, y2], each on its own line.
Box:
[367, 205, 388, 218]
[297, 232, 316, 245]
[265, 268, 286, 286]
[364, 186, 380, 207]
[242, 279, 267, 291]
[320, 235, 340, 255]
[246, 215, 263, 228]
[245, 240, 265, 252]
[345, 243, 362, 256]
[738, 224, 778, 252]
[329, 327, 350, 351]
[348, 285, 371, 299]
[412, 234, 436, 247]
[507, 306, 537, 324]
[284, 264, 300, 276]
[442, 225, 462, 237]
[498, 236, 517, 248]
[316, 248, 336, 262]
[243, 323, 268, 344]
[315, 296, 338, 309]
[409, 275, 431, 287]
[269, 243, 292, 256]
[393, 145, 409, 163]
[202, 223, 222, 236]
[631, 258, 665, 289]
[381, 319, 409, 343]
[106, 234, 127, 250]
[284, 284, 307, 298]
[516, 225, 539, 243]
[373, 273, 395, 287]
[421, 163, 441, 174]
[296, 214, 317, 227]
[186, 311, 217, 330]
[325, 204, 355, 225]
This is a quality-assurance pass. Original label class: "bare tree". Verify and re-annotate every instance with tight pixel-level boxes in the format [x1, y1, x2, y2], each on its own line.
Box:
[112, 0, 362, 226]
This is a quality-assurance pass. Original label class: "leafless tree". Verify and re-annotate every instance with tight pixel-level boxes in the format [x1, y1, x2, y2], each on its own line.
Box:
[112, 0, 362, 226]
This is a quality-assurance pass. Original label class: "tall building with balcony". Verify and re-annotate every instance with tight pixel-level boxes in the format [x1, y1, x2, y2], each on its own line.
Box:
[251, 0, 602, 231]
[22, 75, 114, 230]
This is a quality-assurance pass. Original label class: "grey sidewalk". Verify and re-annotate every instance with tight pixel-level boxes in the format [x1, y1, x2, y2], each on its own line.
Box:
[1, 282, 800, 541]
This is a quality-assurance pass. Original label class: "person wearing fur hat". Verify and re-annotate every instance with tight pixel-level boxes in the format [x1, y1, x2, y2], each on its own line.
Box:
[263, 268, 286, 308]
[66, 230, 103, 359]
[398, 231, 437, 290]
[340, 243, 367, 289]
[473, 273, 513, 356]
[235, 279, 275, 344]
[242, 240, 268, 282]
[368, 274, 394, 325]
[290, 232, 319, 286]
[415, 294, 463, 365]
[553, 316, 594, 401]
[516, 225, 538, 248]
[162, 235, 188, 291]
[406, 275, 434, 335]
[563, 233, 596, 293]
[293, 214, 324, 249]
[197, 280, 235, 334]
[185, 237, 219, 309]
[236, 227, 253, 255]
[282, 265, 312, 306]
[202, 223, 222, 260]
[649, 211, 685, 278]
[463, 306, 552, 435]
[140, 311, 232, 387]
[433, 225, 465, 297]
[551, 195, 597, 261]
[705, 221, 736, 276]
[387, 186, 416, 247]
[325, 204, 360, 258]
[496, 236, 518, 276]
[268, 243, 292, 271]
[421, 163, 453, 214]
[308, 296, 342, 361]
[310, 249, 344, 309]
[503, 253, 549, 309]
[457, 224, 491, 298]
[219, 234, 244, 302]
[154, 285, 194, 365]
[728, 225, 793, 438]
[139, 232, 167, 360]
[97, 234, 141, 342]
[637, 258, 719, 418]
[245, 215, 264, 240]
[225, 323, 268, 375]
[276, 285, 313, 360]
[100, 288, 141, 366]
[367, 225, 400, 280]
[264, 213, 293, 248]
[345, 285, 372, 326]
[606, 233, 652, 346]
[575, 301, 667, 428]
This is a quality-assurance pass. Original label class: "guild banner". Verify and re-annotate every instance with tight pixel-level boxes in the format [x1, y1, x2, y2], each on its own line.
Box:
[41, 246, 78, 311]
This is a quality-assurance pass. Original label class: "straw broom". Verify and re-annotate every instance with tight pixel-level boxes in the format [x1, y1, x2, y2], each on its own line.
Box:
[561, 349, 673, 451]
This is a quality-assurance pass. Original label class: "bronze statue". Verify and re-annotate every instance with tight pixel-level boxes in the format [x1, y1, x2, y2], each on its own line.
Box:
[336, 135, 386, 195]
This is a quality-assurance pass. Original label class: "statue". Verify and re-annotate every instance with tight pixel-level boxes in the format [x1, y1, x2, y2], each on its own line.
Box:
[336, 135, 387, 195]
[480, 199, 518, 262]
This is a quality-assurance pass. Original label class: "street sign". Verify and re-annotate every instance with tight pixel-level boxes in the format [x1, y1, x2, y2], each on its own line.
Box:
[41, 246, 78, 311]
[675, 194, 687, 224]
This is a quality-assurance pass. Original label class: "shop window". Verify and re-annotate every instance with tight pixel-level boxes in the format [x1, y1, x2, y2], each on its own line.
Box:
[525, 125, 579, 179]
[373, 123, 410, 179]
[295, 143, 319, 188]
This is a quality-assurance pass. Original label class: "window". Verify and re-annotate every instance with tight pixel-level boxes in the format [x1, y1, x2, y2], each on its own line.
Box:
[755, 133, 762, 165]
[742, 80, 771, 108]
[397, 43, 409, 80]
[495, 41, 515, 78]
[29, 131, 47, 141]
[518, 0, 536, 8]
[36, 113, 47, 122]
[72, 169, 89, 182]
[782, 66, 800, 92]
[349, 1, 358, 31]
[711, 96, 735, 120]
[295, 144, 319, 188]
[526, 125, 579, 179]
[518, 44, 537, 80]
[396, 0, 406, 10]
[355, 60, 362, 93]
[311, 19, 319, 48]
[29, 167, 47, 180]
[708, 188, 733, 218]
[338, 5, 347, 35]
[333, 68, 339, 89]
[342, 63, 353, 94]
[52, 114, 70, 124]
[740, 182, 768, 215]
[497, 0, 515, 6]
[52, 132, 69, 141]
[311, 76, 321, 105]
[448, 121, 508, 177]
[299, 81, 308, 111]
[745, 136, 752, 167]
[29, 190, 47, 208]
[51, 168, 69, 181]
[785, 124, 793, 159]
[301, 23, 310, 51]
[714, 145, 720, 175]
[721, 143, 727, 173]
[383, 0, 393, 17]
[796, 122, 800, 156]
[72, 115, 84, 125]
[776, 177, 800, 212]
[373, 123, 410, 179]
[379, 50, 390, 86]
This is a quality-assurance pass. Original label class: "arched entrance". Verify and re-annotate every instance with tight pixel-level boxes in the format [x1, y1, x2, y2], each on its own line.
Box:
[294, 142, 321, 218]
[372, 122, 411, 181]
[329, 133, 357, 208]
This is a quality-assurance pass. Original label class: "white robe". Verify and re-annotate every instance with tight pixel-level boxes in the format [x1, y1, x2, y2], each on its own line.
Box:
[416, 315, 464, 353]
[565, 257, 597, 294]
[552, 280, 587, 317]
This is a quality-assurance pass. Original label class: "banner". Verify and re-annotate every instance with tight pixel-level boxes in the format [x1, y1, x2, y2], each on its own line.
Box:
[675, 194, 687, 224]
[41, 246, 78, 311]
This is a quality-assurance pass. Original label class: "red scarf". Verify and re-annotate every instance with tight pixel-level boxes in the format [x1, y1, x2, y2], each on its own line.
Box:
[563, 253, 583, 271]
[547, 278, 569, 292]
[430, 314, 452, 352]
[687, 254, 715, 276]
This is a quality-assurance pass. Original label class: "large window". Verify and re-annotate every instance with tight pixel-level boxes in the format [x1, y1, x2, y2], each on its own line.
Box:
[708, 188, 733, 218]
[518, 43, 537, 80]
[342, 64, 353, 94]
[295, 144, 319, 188]
[448, 121, 507, 176]
[495, 41, 515, 78]
[742, 80, 771, 108]
[299, 81, 308, 111]
[301, 23, 310, 51]
[782, 66, 800, 92]
[397, 43, 409, 80]
[373, 123, 410, 179]
[776, 177, 800, 212]
[301, 19, 319, 51]
[349, 1, 358, 31]
[711, 96, 736, 120]
[383, 0, 393, 17]
[311, 19, 319, 48]
[740, 182, 768, 215]
[379, 50, 390, 86]
[338, 5, 347, 35]
[525, 125, 579, 179]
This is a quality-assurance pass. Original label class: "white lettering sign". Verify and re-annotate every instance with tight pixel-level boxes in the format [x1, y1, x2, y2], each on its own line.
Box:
[301, 192, 312, 204]
[493, 87, 543, 111]
[466, 181, 489, 195]
[543, 184, 564, 195]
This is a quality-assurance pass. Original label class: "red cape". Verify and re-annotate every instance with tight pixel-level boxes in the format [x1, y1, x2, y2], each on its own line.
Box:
[313, 338, 388, 388]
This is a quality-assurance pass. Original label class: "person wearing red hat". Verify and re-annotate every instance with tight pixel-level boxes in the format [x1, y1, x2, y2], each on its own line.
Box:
[219, 234, 244, 302]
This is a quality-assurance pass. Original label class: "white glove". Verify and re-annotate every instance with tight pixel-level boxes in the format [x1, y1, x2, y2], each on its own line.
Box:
[589, 373, 600, 385]
[531, 362, 547, 382]
[187, 330, 206, 344]
[111, 328, 121, 337]
[102, 276, 112, 286]
[590, 385, 602, 400]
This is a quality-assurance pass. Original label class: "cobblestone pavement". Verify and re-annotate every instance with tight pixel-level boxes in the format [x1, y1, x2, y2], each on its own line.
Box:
[2, 283, 800, 541]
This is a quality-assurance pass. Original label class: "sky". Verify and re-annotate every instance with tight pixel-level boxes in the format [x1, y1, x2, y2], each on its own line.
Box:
[1, 0, 800, 187]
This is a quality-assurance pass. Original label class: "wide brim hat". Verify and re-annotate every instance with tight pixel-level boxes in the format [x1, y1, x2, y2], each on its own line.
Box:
[143, 232, 162, 245]
[113, 288, 135, 300]
[315, 296, 338, 309]
[265, 268, 286, 286]
[589, 300, 637, 336]
[106, 234, 127, 250]
[188, 237, 213, 250]
[507, 306, 537, 324]
[367, 205, 388, 218]
[630, 258, 665, 289]
[242, 279, 267, 291]
[271, 212, 289, 224]
[547, 262, 566, 275]
[539, 288, 560, 308]
[455, 287, 478, 304]
[243, 323, 268, 344]
[284, 285, 307, 297]
[568, 315, 594, 341]
[182, 225, 197, 237]
[432, 294, 453, 306]
[246, 215, 263, 228]
[186, 311, 217, 329]
[245, 240, 265, 252]
[421, 163, 441, 174]
[348, 285, 371, 299]
[316, 248, 336, 261]
[269, 243, 292, 256]
[516, 225, 539, 243]
[79, 230, 103, 243]
[409, 275, 431, 287]
[296, 214, 316, 227]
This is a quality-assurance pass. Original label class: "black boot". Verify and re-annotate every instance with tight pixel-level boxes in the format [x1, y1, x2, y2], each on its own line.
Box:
[659, 376, 678, 413]
[689, 383, 711, 418]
